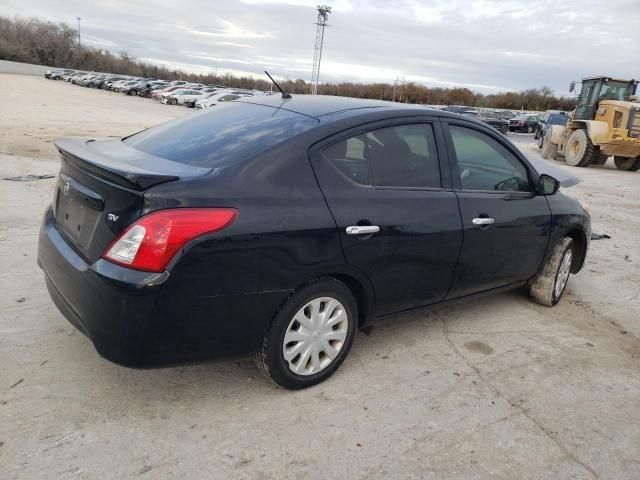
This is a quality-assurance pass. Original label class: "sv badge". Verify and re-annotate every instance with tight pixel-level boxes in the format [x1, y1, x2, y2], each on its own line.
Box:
[107, 213, 119, 222]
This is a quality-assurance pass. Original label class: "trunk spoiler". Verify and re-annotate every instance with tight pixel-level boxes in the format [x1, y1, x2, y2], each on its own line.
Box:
[525, 155, 581, 188]
[55, 138, 211, 190]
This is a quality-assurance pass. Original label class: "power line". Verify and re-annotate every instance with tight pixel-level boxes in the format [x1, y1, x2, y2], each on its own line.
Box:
[310, 5, 331, 95]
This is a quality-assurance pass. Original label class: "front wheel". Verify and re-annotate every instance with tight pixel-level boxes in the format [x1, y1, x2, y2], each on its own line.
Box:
[564, 129, 597, 167]
[527, 125, 534, 134]
[255, 278, 357, 389]
[529, 237, 575, 307]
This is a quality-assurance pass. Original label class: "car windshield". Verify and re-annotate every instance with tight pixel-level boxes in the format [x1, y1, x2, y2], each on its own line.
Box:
[124, 102, 318, 168]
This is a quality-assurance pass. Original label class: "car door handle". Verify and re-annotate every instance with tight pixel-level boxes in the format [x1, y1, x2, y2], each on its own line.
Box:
[346, 225, 380, 235]
[472, 217, 495, 226]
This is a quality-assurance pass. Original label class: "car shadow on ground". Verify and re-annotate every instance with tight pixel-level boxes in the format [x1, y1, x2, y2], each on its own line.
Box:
[55, 288, 534, 399]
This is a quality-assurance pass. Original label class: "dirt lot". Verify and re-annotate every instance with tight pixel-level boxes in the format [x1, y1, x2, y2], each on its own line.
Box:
[1, 74, 639, 479]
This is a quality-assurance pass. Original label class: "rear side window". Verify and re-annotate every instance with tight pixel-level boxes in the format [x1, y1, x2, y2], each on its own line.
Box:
[124, 103, 317, 168]
[321, 124, 441, 188]
[322, 134, 369, 184]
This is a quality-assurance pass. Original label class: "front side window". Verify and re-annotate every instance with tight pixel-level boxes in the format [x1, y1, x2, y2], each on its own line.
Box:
[321, 124, 441, 188]
[449, 125, 531, 192]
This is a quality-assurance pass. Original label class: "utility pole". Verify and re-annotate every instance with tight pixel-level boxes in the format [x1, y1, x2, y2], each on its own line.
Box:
[76, 16, 82, 48]
[310, 5, 331, 95]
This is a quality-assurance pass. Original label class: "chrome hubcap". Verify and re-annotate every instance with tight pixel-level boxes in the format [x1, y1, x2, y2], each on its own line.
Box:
[555, 250, 573, 299]
[283, 297, 348, 376]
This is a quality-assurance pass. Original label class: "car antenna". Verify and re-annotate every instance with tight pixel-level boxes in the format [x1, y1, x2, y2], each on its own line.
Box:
[264, 70, 291, 99]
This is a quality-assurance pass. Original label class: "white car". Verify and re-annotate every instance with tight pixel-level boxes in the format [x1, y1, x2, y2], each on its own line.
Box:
[195, 91, 253, 109]
[162, 89, 207, 105]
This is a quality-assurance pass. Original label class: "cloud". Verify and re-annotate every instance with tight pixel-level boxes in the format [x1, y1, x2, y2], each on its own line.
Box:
[2, 0, 639, 93]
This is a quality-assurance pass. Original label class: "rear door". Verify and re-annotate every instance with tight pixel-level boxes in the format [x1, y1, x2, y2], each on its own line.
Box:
[441, 120, 551, 299]
[310, 118, 463, 316]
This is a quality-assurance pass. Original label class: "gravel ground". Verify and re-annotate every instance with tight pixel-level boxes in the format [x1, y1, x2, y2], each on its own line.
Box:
[1, 74, 639, 479]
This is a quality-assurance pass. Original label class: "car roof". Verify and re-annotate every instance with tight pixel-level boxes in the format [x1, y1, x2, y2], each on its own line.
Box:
[236, 94, 435, 120]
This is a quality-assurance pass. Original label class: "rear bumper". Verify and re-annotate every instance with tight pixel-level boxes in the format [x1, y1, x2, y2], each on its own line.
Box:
[38, 207, 165, 366]
[37, 207, 288, 367]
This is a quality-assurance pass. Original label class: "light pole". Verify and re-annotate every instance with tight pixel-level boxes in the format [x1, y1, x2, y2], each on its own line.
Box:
[310, 5, 331, 95]
[76, 16, 82, 48]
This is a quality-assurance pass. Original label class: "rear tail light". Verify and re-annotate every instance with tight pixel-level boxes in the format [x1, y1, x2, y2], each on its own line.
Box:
[103, 208, 237, 272]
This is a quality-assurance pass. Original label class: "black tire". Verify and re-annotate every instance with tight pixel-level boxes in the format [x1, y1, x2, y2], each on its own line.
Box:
[255, 278, 357, 389]
[592, 154, 609, 166]
[537, 132, 544, 149]
[501, 125, 509, 134]
[614, 156, 640, 171]
[130, 89, 137, 96]
[527, 125, 534, 134]
[529, 237, 575, 307]
[564, 129, 598, 167]
[171, 97, 178, 105]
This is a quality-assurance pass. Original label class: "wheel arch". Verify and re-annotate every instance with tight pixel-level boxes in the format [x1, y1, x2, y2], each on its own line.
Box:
[331, 272, 374, 327]
[567, 120, 609, 145]
[564, 228, 588, 273]
[291, 267, 376, 328]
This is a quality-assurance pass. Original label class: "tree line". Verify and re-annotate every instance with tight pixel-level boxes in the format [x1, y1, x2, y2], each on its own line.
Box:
[0, 16, 577, 111]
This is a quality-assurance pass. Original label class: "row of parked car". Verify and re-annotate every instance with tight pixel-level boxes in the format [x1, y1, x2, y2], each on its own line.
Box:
[44, 68, 269, 110]
[44, 69, 568, 137]
[441, 105, 567, 137]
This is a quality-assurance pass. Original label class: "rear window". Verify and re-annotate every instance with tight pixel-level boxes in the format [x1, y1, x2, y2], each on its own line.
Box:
[124, 102, 318, 168]
[548, 114, 567, 125]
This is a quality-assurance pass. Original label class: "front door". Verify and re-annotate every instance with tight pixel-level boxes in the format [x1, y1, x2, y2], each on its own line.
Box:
[310, 120, 463, 316]
[442, 121, 551, 299]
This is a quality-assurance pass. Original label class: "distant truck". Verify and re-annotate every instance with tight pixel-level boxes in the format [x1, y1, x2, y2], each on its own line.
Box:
[542, 76, 640, 171]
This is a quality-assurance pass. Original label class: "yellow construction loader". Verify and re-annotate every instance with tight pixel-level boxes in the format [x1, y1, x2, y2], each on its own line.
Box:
[542, 76, 640, 171]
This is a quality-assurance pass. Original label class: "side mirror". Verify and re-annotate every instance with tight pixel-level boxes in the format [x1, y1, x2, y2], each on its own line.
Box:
[537, 174, 560, 196]
[569, 81, 576, 93]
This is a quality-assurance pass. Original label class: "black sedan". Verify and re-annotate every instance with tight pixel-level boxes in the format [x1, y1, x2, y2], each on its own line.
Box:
[463, 111, 509, 134]
[38, 96, 590, 389]
[509, 113, 540, 133]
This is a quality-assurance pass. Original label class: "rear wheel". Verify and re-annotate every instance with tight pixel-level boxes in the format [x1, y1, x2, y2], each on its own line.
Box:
[529, 237, 575, 307]
[614, 156, 640, 171]
[501, 125, 509, 134]
[564, 129, 597, 167]
[255, 278, 357, 389]
[541, 132, 559, 160]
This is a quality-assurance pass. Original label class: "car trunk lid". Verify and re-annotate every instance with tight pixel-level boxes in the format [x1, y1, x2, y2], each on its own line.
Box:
[52, 138, 211, 263]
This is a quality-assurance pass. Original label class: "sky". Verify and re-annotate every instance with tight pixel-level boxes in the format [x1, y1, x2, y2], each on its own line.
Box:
[3, 0, 639, 94]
